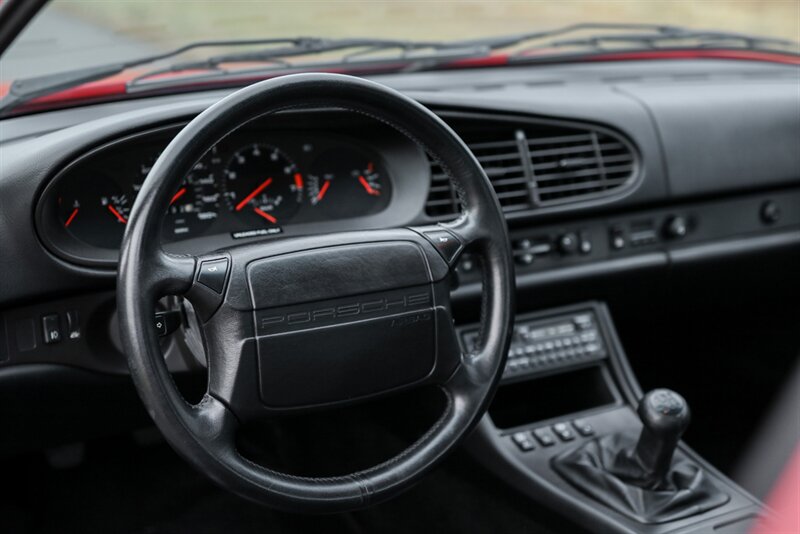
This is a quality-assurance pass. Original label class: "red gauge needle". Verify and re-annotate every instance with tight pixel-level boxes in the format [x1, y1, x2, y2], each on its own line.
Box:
[358, 176, 380, 196]
[235, 177, 273, 211]
[294, 173, 304, 189]
[108, 204, 128, 224]
[170, 187, 187, 205]
[253, 207, 277, 223]
[316, 180, 331, 202]
[64, 208, 79, 228]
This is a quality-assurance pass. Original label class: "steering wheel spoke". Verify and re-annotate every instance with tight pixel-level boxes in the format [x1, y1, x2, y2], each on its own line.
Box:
[441, 213, 489, 250]
[151, 250, 197, 296]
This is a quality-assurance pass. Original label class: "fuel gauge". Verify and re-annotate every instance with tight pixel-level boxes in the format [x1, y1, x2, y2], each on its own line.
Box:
[307, 147, 391, 219]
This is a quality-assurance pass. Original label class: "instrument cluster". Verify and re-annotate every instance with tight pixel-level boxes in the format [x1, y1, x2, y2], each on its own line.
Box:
[52, 129, 393, 250]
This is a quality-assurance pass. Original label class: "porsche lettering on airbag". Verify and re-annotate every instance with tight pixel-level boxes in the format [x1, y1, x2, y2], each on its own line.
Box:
[256, 287, 433, 335]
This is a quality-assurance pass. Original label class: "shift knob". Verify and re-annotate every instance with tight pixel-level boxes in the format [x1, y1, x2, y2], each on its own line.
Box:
[633, 389, 691, 487]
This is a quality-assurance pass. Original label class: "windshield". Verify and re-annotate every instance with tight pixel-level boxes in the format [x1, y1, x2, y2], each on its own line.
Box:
[1, 1, 798, 99]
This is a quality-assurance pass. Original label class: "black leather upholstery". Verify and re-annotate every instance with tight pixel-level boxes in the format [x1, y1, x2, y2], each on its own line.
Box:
[116, 73, 514, 512]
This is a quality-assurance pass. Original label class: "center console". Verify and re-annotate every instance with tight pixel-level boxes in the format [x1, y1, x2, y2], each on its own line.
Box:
[461, 303, 765, 534]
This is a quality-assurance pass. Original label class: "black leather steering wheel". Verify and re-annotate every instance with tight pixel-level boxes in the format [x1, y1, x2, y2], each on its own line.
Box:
[117, 73, 514, 513]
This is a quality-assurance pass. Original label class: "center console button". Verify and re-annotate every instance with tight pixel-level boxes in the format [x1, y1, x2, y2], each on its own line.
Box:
[511, 432, 536, 452]
[572, 418, 595, 436]
[552, 422, 576, 441]
[532, 427, 557, 447]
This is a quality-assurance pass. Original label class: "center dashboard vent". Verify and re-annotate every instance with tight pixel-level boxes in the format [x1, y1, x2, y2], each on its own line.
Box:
[425, 115, 639, 220]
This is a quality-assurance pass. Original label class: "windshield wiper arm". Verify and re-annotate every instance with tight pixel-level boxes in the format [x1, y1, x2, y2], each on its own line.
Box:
[164, 37, 450, 70]
[546, 28, 797, 51]
[127, 37, 484, 85]
[399, 22, 796, 59]
[0, 37, 404, 116]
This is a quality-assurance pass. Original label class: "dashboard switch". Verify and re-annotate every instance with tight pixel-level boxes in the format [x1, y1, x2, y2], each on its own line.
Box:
[197, 258, 229, 293]
[579, 234, 592, 255]
[760, 200, 781, 225]
[423, 230, 462, 264]
[557, 233, 579, 255]
[609, 227, 626, 250]
[663, 215, 688, 239]
[42, 314, 62, 344]
[66, 310, 81, 340]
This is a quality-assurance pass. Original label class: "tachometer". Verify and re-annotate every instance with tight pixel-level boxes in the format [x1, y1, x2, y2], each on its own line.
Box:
[306, 147, 390, 218]
[221, 143, 303, 226]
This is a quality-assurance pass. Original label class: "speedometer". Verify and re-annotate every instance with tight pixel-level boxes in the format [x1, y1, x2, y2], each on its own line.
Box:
[221, 143, 303, 226]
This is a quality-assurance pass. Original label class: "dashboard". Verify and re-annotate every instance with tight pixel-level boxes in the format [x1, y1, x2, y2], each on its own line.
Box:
[0, 59, 798, 455]
[35, 113, 430, 266]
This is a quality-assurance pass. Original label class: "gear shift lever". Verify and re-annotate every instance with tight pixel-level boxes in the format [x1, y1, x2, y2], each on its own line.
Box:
[553, 388, 727, 523]
[633, 389, 691, 488]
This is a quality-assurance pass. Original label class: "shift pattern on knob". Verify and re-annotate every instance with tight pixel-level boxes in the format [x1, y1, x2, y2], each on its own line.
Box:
[649, 389, 686, 415]
[649, 389, 686, 416]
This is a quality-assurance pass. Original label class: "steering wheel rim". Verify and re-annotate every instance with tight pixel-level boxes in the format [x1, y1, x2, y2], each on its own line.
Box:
[117, 73, 514, 513]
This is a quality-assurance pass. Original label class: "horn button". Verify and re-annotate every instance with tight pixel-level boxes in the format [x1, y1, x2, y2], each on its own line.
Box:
[246, 240, 457, 408]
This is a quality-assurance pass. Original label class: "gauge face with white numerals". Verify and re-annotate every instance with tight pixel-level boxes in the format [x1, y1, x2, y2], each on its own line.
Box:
[57, 171, 131, 249]
[306, 147, 391, 219]
[221, 143, 303, 227]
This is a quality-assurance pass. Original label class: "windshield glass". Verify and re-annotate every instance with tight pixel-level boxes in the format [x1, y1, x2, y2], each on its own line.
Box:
[2, 0, 798, 82]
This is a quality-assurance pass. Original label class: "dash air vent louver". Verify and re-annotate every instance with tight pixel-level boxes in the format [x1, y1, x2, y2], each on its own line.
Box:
[425, 116, 638, 220]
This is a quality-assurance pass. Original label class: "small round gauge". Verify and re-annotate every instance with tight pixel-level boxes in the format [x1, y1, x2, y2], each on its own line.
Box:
[163, 149, 221, 240]
[221, 143, 303, 226]
[306, 147, 391, 218]
[163, 169, 220, 240]
[57, 172, 131, 249]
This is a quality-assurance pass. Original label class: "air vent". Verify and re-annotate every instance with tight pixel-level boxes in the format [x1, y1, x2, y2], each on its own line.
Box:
[426, 125, 531, 219]
[425, 116, 638, 220]
[527, 129, 635, 204]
